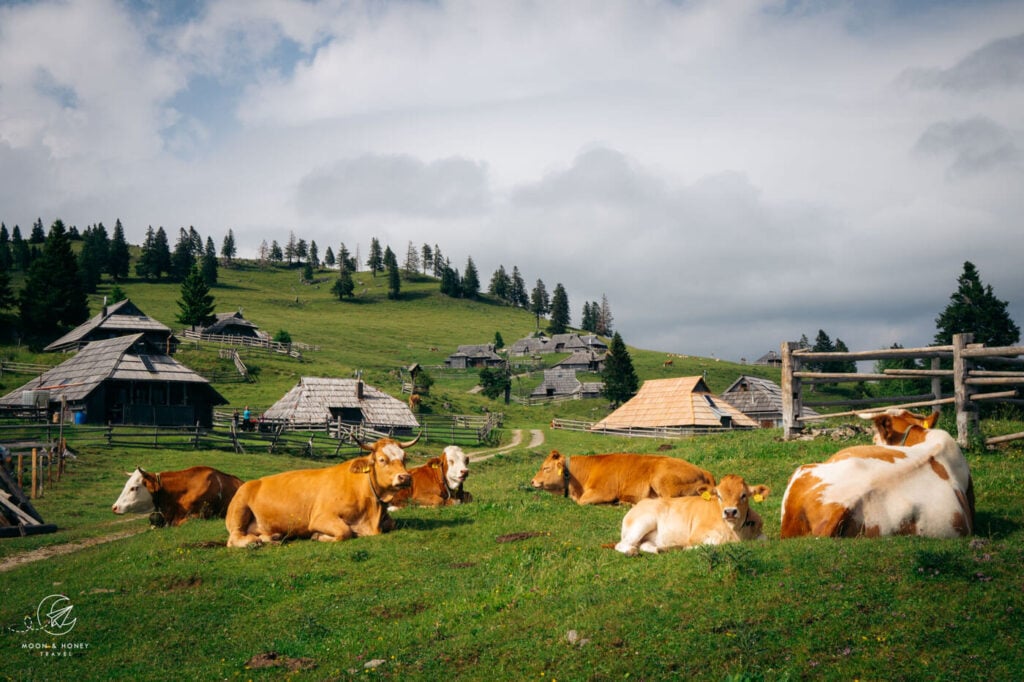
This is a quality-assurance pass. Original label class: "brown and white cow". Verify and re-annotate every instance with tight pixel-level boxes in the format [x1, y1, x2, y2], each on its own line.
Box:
[530, 450, 715, 505]
[780, 409, 974, 539]
[225, 436, 416, 547]
[614, 475, 770, 555]
[112, 466, 244, 527]
[389, 445, 472, 508]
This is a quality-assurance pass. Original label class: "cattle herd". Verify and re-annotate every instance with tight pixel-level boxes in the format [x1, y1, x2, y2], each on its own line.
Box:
[111, 409, 975, 553]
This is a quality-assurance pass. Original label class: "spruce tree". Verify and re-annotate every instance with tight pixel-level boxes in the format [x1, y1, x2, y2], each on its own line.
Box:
[367, 237, 383, 276]
[323, 246, 336, 269]
[935, 261, 1020, 347]
[153, 227, 172, 278]
[19, 219, 89, 342]
[176, 265, 216, 331]
[387, 260, 401, 299]
[108, 219, 130, 281]
[136, 226, 158, 279]
[221, 229, 237, 264]
[201, 237, 219, 286]
[332, 268, 355, 299]
[509, 267, 527, 307]
[602, 332, 639, 406]
[462, 257, 480, 299]
[530, 279, 550, 329]
[547, 283, 570, 335]
[489, 265, 510, 301]
[0, 223, 11, 271]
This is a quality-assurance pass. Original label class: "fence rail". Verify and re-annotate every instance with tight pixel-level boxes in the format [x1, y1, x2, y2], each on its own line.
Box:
[781, 333, 1024, 447]
[0, 360, 52, 377]
[180, 329, 318, 358]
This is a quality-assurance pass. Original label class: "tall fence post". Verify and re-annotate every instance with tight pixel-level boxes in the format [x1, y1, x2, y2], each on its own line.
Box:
[781, 341, 804, 440]
[953, 333, 978, 447]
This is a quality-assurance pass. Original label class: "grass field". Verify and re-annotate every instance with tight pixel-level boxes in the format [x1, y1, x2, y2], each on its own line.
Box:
[1, 262, 1022, 681]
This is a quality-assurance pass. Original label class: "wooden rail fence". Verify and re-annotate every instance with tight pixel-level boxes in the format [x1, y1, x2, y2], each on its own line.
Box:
[781, 332, 1024, 447]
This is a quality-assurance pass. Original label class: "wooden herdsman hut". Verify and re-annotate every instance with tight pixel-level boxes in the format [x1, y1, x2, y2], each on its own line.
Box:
[0, 334, 226, 426]
[262, 377, 419, 434]
[592, 376, 758, 434]
[720, 375, 819, 428]
[44, 298, 177, 354]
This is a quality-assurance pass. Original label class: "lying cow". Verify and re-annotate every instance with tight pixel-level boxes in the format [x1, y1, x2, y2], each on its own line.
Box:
[780, 409, 974, 539]
[225, 436, 416, 547]
[389, 445, 472, 508]
[112, 466, 243, 527]
[530, 450, 715, 505]
[614, 475, 770, 555]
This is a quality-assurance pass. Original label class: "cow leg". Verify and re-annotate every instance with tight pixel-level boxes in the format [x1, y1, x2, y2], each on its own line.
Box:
[615, 509, 659, 556]
[309, 515, 355, 542]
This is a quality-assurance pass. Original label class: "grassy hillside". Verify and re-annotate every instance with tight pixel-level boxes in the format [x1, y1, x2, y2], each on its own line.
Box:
[1, 262, 1022, 681]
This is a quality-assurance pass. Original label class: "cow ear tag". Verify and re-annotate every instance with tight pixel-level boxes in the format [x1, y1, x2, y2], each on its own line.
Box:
[430, 462, 441, 470]
[701, 490, 712, 501]
[351, 461, 371, 474]
[753, 493, 764, 503]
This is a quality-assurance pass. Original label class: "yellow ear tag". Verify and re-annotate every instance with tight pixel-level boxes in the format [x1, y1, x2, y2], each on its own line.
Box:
[753, 494, 764, 503]
[430, 462, 441, 469]
[701, 491, 712, 501]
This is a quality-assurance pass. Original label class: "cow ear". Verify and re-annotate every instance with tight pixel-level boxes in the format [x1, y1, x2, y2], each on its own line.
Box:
[750, 485, 770, 502]
[924, 411, 939, 429]
[350, 458, 372, 474]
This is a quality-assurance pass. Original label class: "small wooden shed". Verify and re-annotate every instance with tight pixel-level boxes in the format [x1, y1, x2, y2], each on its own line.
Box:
[445, 344, 504, 369]
[202, 311, 264, 339]
[720, 375, 819, 428]
[262, 377, 419, 433]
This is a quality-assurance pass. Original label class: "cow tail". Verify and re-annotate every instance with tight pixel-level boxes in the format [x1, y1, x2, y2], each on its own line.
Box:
[225, 484, 254, 537]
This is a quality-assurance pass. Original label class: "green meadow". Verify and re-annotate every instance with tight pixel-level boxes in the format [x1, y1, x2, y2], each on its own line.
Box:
[1, 263, 1022, 681]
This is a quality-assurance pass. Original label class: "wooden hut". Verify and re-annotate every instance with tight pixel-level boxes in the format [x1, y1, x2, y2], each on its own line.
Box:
[592, 376, 757, 433]
[445, 344, 504, 369]
[719, 375, 819, 428]
[262, 377, 419, 433]
[201, 311, 264, 339]
[44, 298, 177, 354]
[0, 334, 226, 426]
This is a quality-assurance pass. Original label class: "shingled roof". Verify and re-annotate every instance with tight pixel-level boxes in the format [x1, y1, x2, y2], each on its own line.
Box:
[0, 334, 222, 405]
[262, 377, 419, 430]
[592, 376, 758, 431]
[720, 375, 819, 424]
[44, 299, 175, 353]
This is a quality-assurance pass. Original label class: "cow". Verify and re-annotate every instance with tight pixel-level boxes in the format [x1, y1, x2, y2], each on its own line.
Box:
[780, 409, 974, 539]
[530, 450, 715, 505]
[389, 445, 472, 508]
[112, 466, 244, 527]
[225, 436, 416, 547]
[613, 475, 770, 555]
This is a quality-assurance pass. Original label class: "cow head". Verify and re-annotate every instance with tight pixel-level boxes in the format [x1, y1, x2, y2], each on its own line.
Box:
[352, 437, 414, 498]
[705, 474, 769, 532]
[530, 450, 568, 492]
[439, 445, 470, 491]
[860, 408, 939, 447]
[111, 467, 160, 514]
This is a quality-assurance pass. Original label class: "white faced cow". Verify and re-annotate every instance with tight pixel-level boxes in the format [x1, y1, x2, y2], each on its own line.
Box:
[780, 409, 974, 539]
[112, 466, 244, 527]
[390, 445, 472, 508]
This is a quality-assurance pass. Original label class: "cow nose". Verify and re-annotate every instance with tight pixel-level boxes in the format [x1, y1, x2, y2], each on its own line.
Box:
[112, 504, 120, 513]
[723, 507, 739, 519]
[396, 473, 412, 486]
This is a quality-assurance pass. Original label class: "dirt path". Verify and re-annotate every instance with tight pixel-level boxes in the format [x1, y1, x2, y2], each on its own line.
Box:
[0, 527, 146, 573]
[468, 428, 545, 462]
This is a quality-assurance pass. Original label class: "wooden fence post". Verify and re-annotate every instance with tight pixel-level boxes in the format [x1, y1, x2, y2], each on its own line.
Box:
[781, 341, 804, 440]
[953, 333, 978, 447]
[31, 448, 38, 500]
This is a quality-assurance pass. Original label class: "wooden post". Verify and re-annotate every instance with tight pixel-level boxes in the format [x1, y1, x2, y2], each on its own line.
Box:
[31, 448, 38, 500]
[953, 333, 978, 447]
[781, 341, 804, 439]
[17, 453, 24, 491]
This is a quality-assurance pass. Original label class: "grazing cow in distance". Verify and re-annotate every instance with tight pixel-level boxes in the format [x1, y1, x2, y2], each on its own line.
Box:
[112, 466, 243, 527]
[390, 445, 472, 508]
[530, 450, 715, 505]
[614, 475, 770, 555]
[780, 409, 974, 539]
[225, 436, 416, 547]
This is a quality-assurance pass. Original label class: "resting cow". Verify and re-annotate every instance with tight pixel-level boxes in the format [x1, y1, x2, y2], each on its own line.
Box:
[780, 409, 974, 539]
[530, 450, 715, 505]
[390, 445, 472, 508]
[225, 436, 415, 547]
[112, 466, 243, 527]
[614, 475, 769, 555]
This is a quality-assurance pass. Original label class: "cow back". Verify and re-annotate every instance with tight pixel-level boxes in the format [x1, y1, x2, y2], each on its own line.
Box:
[571, 454, 714, 505]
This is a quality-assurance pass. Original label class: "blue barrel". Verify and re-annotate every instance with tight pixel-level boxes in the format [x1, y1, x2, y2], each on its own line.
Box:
[73, 411, 86, 425]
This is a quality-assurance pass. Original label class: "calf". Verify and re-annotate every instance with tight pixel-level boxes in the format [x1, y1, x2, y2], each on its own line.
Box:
[530, 450, 714, 505]
[614, 475, 769, 555]
[112, 466, 243, 527]
[780, 409, 974, 539]
[390, 445, 472, 508]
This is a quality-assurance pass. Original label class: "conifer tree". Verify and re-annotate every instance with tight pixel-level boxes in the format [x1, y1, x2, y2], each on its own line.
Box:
[602, 332, 639, 406]
[221, 229, 237, 264]
[462, 257, 480, 299]
[421, 244, 433, 275]
[509, 266, 528, 308]
[0, 223, 11, 271]
[489, 265, 511, 301]
[547, 283, 570, 335]
[11, 225, 30, 270]
[323, 246, 335, 269]
[29, 218, 45, 243]
[332, 268, 355, 299]
[367, 237, 383, 276]
[934, 261, 1020, 347]
[387, 259, 401, 299]
[108, 219, 130, 281]
[176, 265, 216, 331]
[153, 227, 172, 278]
[201, 237, 219, 286]
[530, 279, 550, 329]
[19, 219, 89, 342]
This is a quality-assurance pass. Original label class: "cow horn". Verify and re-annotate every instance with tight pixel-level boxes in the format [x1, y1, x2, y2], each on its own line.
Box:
[399, 434, 421, 449]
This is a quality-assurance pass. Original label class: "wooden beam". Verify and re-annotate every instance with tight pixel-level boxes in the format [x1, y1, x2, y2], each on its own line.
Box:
[793, 346, 953, 362]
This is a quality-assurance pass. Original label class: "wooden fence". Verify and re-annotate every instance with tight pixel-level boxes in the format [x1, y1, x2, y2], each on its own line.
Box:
[0, 360, 51, 377]
[551, 417, 752, 439]
[179, 329, 318, 358]
[781, 333, 1024, 447]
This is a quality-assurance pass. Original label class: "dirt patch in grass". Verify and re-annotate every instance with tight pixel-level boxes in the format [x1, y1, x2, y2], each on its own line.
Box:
[245, 652, 317, 672]
[0, 528, 147, 573]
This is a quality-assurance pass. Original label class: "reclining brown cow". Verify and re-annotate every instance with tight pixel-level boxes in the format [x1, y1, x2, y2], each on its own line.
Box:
[112, 466, 243, 527]
[530, 450, 714, 505]
[390, 445, 472, 508]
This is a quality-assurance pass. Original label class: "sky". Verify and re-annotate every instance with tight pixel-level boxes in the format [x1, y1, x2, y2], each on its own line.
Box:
[1, 0, 1022, 362]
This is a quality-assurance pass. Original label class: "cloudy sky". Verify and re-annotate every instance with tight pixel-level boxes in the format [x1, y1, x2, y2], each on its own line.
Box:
[2, 0, 1022, 361]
